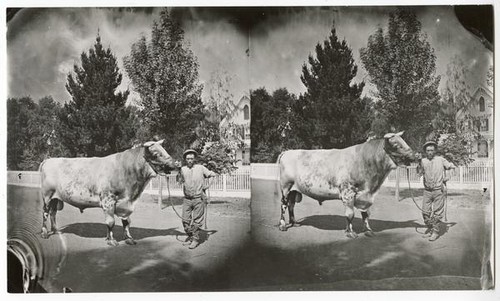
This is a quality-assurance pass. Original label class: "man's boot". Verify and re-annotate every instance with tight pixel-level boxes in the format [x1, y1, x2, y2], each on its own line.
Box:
[422, 227, 433, 238]
[182, 236, 193, 246]
[429, 231, 439, 241]
[189, 239, 200, 249]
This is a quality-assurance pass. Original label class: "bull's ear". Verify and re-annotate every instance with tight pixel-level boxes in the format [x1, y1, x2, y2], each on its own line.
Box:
[384, 133, 395, 139]
[396, 131, 404, 136]
[143, 141, 155, 147]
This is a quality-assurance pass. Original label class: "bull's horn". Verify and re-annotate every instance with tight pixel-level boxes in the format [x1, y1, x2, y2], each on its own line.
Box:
[383, 133, 395, 139]
[143, 141, 155, 147]
[156, 139, 164, 144]
[396, 131, 404, 136]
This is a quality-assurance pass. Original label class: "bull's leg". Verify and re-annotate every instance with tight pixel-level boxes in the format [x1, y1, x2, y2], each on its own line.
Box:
[41, 203, 50, 239]
[104, 213, 119, 246]
[361, 210, 375, 237]
[48, 200, 61, 235]
[341, 186, 358, 239]
[121, 217, 137, 245]
[278, 182, 293, 231]
[288, 191, 302, 227]
[279, 201, 288, 231]
[102, 195, 119, 247]
[344, 206, 357, 239]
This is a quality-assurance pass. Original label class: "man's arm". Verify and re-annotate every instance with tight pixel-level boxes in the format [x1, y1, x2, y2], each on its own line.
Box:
[202, 166, 217, 178]
[202, 166, 217, 190]
[442, 157, 456, 170]
[416, 160, 424, 178]
[176, 168, 184, 184]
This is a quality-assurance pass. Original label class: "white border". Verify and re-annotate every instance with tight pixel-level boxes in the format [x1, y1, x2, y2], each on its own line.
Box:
[2, 1, 498, 301]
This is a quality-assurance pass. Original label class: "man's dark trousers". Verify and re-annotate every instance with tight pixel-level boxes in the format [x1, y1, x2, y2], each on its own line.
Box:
[182, 197, 205, 241]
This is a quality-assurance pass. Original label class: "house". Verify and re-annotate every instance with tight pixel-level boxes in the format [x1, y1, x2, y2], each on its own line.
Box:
[219, 95, 251, 166]
[456, 85, 493, 160]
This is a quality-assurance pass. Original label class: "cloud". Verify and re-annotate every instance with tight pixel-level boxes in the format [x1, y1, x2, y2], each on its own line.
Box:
[7, 7, 492, 105]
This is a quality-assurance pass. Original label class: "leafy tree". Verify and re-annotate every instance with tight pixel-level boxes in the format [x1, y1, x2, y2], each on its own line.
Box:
[197, 142, 238, 174]
[360, 8, 441, 148]
[433, 55, 480, 164]
[250, 87, 307, 162]
[7, 97, 37, 169]
[124, 8, 204, 160]
[250, 88, 272, 162]
[487, 66, 493, 88]
[7, 96, 67, 170]
[300, 25, 372, 149]
[198, 68, 244, 155]
[59, 34, 135, 157]
[204, 68, 234, 129]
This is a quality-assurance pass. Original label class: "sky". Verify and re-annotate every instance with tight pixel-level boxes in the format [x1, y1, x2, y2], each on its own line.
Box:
[7, 6, 493, 105]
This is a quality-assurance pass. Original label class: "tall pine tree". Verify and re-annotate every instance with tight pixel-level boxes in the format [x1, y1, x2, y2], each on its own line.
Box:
[300, 25, 372, 149]
[360, 8, 441, 148]
[124, 8, 204, 159]
[59, 34, 135, 157]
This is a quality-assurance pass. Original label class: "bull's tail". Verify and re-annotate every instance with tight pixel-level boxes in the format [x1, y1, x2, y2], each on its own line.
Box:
[38, 160, 48, 206]
[275, 151, 286, 200]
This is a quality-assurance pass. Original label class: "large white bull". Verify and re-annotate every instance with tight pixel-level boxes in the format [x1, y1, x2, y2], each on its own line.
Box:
[39, 140, 176, 246]
[278, 132, 415, 238]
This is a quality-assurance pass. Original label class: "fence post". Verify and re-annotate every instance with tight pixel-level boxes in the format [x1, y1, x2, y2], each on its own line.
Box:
[223, 174, 227, 197]
[158, 175, 163, 209]
[395, 167, 400, 201]
[459, 166, 464, 184]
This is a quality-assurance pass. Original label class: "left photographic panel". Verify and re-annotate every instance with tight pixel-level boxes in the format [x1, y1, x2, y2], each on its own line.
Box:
[6, 7, 251, 292]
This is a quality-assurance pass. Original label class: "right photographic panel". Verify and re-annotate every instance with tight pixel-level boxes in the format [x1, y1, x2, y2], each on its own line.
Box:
[249, 6, 494, 290]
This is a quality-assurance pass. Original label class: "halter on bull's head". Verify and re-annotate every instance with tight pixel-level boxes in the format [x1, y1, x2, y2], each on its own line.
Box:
[383, 131, 416, 167]
[143, 139, 177, 175]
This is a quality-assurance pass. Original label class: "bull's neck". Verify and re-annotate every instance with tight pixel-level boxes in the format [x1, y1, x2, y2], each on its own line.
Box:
[364, 139, 397, 177]
[125, 147, 157, 180]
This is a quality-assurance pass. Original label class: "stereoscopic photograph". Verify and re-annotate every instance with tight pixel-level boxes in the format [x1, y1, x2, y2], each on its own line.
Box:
[5, 3, 495, 294]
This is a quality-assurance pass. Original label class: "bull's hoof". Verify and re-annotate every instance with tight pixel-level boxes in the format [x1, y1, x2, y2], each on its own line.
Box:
[289, 222, 301, 228]
[364, 230, 376, 237]
[278, 220, 287, 231]
[345, 231, 358, 239]
[50, 229, 62, 235]
[41, 228, 49, 239]
[125, 238, 137, 245]
[106, 239, 119, 247]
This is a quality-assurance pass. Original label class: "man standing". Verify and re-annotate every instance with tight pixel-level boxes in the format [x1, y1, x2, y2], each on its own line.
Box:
[416, 141, 456, 241]
[175, 149, 217, 249]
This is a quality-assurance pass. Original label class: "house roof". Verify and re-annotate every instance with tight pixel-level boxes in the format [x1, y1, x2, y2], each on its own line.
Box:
[219, 95, 250, 127]
[471, 84, 493, 100]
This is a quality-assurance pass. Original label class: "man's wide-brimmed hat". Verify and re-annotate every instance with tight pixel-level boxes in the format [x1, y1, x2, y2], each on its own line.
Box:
[422, 141, 438, 150]
[183, 149, 198, 159]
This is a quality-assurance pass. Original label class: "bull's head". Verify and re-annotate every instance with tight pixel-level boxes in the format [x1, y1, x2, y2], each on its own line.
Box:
[383, 131, 416, 167]
[143, 140, 177, 175]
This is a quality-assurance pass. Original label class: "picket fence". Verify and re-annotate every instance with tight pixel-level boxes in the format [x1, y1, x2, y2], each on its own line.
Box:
[7, 167, 251, 198]
[250, 162, 494, 190]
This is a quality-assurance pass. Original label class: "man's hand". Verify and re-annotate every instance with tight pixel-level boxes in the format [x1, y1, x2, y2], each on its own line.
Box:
[174, 160, 182, 169]
[415, 152, 422, 161]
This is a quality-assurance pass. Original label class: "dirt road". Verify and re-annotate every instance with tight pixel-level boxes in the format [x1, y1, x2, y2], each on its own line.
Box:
[7, 185, 251, 292]
[246, 179, 492, 290]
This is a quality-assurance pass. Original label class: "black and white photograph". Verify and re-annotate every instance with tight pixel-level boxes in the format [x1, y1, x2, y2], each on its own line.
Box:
[248, 5, 494, 291]
[3, 1, 497, 296]
[6, 7, 252, 292]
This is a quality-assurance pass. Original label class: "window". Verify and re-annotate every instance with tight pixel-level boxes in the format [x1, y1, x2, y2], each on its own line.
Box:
[480, 118, 489, 132]
[243, 105, 250, 120]
[479, 97, 485, 112]
[478, 140, 488, 158]
[473, 120, 481, 132]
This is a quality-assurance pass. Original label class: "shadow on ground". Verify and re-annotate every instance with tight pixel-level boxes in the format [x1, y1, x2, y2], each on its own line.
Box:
[61, 223, 185, 240]
[297, 215, 425, 232]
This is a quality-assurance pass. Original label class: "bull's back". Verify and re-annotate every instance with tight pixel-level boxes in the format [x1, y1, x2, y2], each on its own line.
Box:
[279, 147, 360, 201]
[40, 157, 117, 208]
